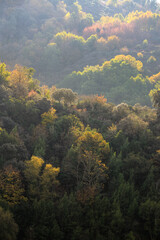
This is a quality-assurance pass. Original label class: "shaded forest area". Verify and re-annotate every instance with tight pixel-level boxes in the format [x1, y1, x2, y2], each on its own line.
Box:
[0, 0, 160, 240]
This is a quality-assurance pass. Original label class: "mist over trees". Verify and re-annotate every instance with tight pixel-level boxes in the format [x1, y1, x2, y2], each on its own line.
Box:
[0, 0, 160, 103]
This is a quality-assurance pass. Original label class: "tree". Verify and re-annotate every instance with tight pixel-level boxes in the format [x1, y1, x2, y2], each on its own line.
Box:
[24, 156, 60, 200]
[150, 89, 160, 108]
[0, 207, 19, 240]
[139, 199, 160, 240]
[76, 150, 108, 190]
[61, 55, 151, 106]
[41, 107, 57, 127]
[41, 164, 60, 199]
[149, 84, 160, 118]
[117, 114, 148, 139]
[9, 65, 38, 99]
[0, 165, 26, 205]
[46, 114, 84, 167]
[32, 124, 47, 158]
[52, 88, 78, 106]
[0, 63, 10, 85]
[31, 200, 63, 240]
[24, 156, 44, 199]
[63, 127, 109, 192]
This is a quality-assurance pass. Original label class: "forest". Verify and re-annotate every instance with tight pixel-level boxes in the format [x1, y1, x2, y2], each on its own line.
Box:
[0, 0, 160, 240]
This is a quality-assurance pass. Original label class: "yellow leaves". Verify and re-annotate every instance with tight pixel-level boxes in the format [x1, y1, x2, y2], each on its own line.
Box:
[48, 42, 56, 47]
[126, 11, 160, 23]
[112, 55, 143, 71]
[137, 52, 144, 59]
[41, 164, 60, 185]
[136, 60, 143, 72]
[100, 15, 119, 24]
[107, 124, 118, 138]
[149, 87, 160, 108]
[147, 56, 157, 64]
[54, 31, 85, 46]
[64, 12, 71, 21]
[0, 165, 27, 205]
[0, 127, 4, 134]
[9, 65, 34, 86]
[70, 126, 83, 140]
[149, 72, 160, 83]
[97, 37, 108, 45]
[0, 63, 10, 84]
[75, 127, 110, 163]
[82, 150, 108, 173]
[42, 165, 59, 180]
[157, 150, 160, 154]
[76, 149, 108, 194]
[40, 85, 56, 100]
[107, 35, 119, 42]
[41, 107, 57, 127]
[83, 64, 100, 74]
[97, 35, 120, 51]
[90, 55, 143, 73]
[24, 156, 60, 199]
[24, 156, 44, 182]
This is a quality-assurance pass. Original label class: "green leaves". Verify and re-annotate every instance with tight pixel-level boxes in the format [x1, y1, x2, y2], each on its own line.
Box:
[62, 55, 152, 105]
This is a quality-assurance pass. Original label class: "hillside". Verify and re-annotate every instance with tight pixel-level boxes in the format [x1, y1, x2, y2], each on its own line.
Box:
[0, 0, 160, 106]
[0, 62, 160, 240]
[0, 1, 160, 240]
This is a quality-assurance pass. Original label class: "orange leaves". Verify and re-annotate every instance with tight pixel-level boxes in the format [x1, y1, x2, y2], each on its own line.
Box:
[83, 11, 160, 47]
[95, 95, 107, 104]
[137, 52, 144, 59]
[9, 65, 36, 99]
[83, 20, 133, 39]
[9, 65, 34, 86]
[97, 35, 120, 51]
[149, 72, 160, 83]
[28, 90, 39, 101]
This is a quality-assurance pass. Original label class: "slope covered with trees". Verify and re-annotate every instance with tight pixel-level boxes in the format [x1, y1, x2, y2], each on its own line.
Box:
[0, 62, 160, 240]
[59, 54, 153, 105]
[0, 0, 160, 106]
[1, 1, 160, 239]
